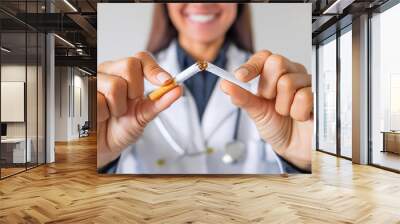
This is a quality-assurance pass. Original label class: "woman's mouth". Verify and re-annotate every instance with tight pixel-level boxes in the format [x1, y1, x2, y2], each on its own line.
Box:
[187, 13, 217, 23]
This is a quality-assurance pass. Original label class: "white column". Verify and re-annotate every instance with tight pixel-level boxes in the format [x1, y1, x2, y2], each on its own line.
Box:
[352, 14, 369, 164]
[46, 32, 55, 163]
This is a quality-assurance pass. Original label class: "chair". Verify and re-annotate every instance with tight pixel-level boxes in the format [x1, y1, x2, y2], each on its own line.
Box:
[78, 121, 90, 138]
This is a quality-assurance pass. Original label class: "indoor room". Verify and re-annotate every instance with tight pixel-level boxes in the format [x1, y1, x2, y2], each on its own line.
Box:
[0, 0, 399, 223]
[0, 18, 46, 178]
[315, 1, 400, 172]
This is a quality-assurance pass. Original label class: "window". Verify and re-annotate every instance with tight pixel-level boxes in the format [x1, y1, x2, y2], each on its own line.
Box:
[370, 2, 400, 171]
[339, 28, 352, 158]
[317, 36, 337, 154]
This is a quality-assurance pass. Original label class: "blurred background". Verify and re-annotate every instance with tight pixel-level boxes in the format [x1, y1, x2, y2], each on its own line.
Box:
[97, 3, 312, 72]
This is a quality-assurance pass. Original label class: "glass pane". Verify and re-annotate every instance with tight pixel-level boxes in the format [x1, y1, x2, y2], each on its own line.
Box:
[317, 37, 337, 154]
[371, 3, 400, 171]
[339, 29, 352, 158]
[0, 1, 46, 178]
[25, 0, 38, 169]
[27, 31, 38, 169]
[38, 32, 45, 165]
[1, 31, 27, 177]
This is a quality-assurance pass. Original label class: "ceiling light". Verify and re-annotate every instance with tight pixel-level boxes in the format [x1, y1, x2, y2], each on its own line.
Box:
[78, 67, 93, 76]
[54, 34, 75, 48]
[1, 47, 11, 53]
[63, 0, 78, 12]
[323, 0, 354, 14]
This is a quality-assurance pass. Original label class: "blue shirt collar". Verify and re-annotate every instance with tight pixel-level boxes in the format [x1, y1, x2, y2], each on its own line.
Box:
[176, 40, 230, 122]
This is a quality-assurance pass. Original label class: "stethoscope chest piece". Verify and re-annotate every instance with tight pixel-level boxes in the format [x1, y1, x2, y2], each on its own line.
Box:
[222, 141, 246, 164]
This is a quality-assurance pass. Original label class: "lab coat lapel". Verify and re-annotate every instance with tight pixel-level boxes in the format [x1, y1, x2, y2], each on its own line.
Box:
[156, 41, 206, 154]
[157, 41, 180, 76]
[201, 44, 248, 145]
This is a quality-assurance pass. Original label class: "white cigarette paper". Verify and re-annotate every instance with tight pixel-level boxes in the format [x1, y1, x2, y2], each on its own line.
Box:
[206, 63, 252, 92]
[174, 63, 201, 83]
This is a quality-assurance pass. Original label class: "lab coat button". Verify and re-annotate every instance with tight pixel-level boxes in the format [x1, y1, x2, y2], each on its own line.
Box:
[156, 159, 166, 167]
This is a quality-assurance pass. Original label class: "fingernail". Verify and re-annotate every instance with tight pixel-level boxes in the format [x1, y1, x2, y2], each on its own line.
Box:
[157, 72, 171, 84]
[235, 67, 249, 80]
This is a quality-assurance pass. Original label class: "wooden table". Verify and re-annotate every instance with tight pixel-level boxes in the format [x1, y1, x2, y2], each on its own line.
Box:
[0, 138, 31, 166]
[381, 131, 400, 154]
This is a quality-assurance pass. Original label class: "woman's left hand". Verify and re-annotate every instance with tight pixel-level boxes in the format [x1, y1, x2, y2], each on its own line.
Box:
[220, 50, 313, 171]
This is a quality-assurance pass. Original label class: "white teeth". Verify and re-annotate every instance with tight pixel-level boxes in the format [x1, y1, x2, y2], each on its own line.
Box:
[188, 14, 216, 23]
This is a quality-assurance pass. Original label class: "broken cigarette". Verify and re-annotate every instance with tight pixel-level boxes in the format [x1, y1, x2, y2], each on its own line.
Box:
[147, 61, 252, 101]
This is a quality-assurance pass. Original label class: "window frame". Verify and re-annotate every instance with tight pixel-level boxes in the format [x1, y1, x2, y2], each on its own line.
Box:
[0, 0, 47, 180]
[315, 23, 353, 160]
[367, 0, 400, 173]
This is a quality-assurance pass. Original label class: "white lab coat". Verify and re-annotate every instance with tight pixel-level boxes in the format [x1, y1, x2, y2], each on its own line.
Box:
[115, 41, 284, 174]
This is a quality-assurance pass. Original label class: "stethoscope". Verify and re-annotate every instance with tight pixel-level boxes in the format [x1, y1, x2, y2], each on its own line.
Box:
[154, 96, 246, 164]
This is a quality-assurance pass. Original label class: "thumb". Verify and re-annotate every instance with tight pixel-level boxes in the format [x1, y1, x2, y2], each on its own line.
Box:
[134, 86, 182, 126]
[220, 80, 274, 121]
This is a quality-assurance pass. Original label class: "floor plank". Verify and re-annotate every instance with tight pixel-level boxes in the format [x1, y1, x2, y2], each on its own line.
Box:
[0, 135, 399, 223]
[372, 151, 400, 171]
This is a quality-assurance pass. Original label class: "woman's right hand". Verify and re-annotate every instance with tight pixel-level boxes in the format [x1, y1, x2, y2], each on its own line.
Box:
[97, 52, 182, 168]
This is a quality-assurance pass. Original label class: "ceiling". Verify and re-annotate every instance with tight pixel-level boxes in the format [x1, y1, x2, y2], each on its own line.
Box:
[0, 0, 392, 71]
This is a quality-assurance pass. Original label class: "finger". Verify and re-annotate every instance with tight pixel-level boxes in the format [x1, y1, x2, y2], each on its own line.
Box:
[97, 92, 110, 122]
[234, 50, 272, 82]
[275, 73, 311, 116]
[97, 73, 128, 117]
[134, 51, 173, 86]
[98, 57, 144, 100]
[133, 86, 183, 127]
[293, 62, 308, 74]
[290, 87, 313, 121]
[220, 80, 272, 122]
[258, 54, 302, 99]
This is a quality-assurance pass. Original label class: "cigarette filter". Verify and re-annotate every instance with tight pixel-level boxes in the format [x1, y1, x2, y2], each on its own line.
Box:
[147, 62, 203, 101]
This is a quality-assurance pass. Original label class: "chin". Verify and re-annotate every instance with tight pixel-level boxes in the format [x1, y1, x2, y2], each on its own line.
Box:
[188, 33, 223, 45]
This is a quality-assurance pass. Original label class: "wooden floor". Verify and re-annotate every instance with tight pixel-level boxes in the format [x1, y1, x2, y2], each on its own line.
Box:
[0, 135, 400, 224]
[1, 167, 26, 178]
[1, 163, 44, 178]
[372, 151, 400, 171]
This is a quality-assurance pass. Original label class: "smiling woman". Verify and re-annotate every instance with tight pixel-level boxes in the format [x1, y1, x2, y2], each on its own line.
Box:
[167, 3, 237, 53]
[147, 3, 253, 56]
[97, 3, 313, 174]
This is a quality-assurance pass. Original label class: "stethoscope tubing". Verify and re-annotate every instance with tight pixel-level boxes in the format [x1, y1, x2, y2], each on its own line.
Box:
[154, 105, 241, 157]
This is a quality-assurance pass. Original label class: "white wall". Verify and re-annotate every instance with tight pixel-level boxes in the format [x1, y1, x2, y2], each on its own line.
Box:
[1, 66, 26, 129]
[1, 65, 37, 138]
[97, 3, 312, 71]
[75, 74, 89, 122]
[1, 82, 25, 122]
[72, 74, 89, 138]
[55, 67, 68, 141]
[54, 67, 89, 141]
[1, 63, 46, 163]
